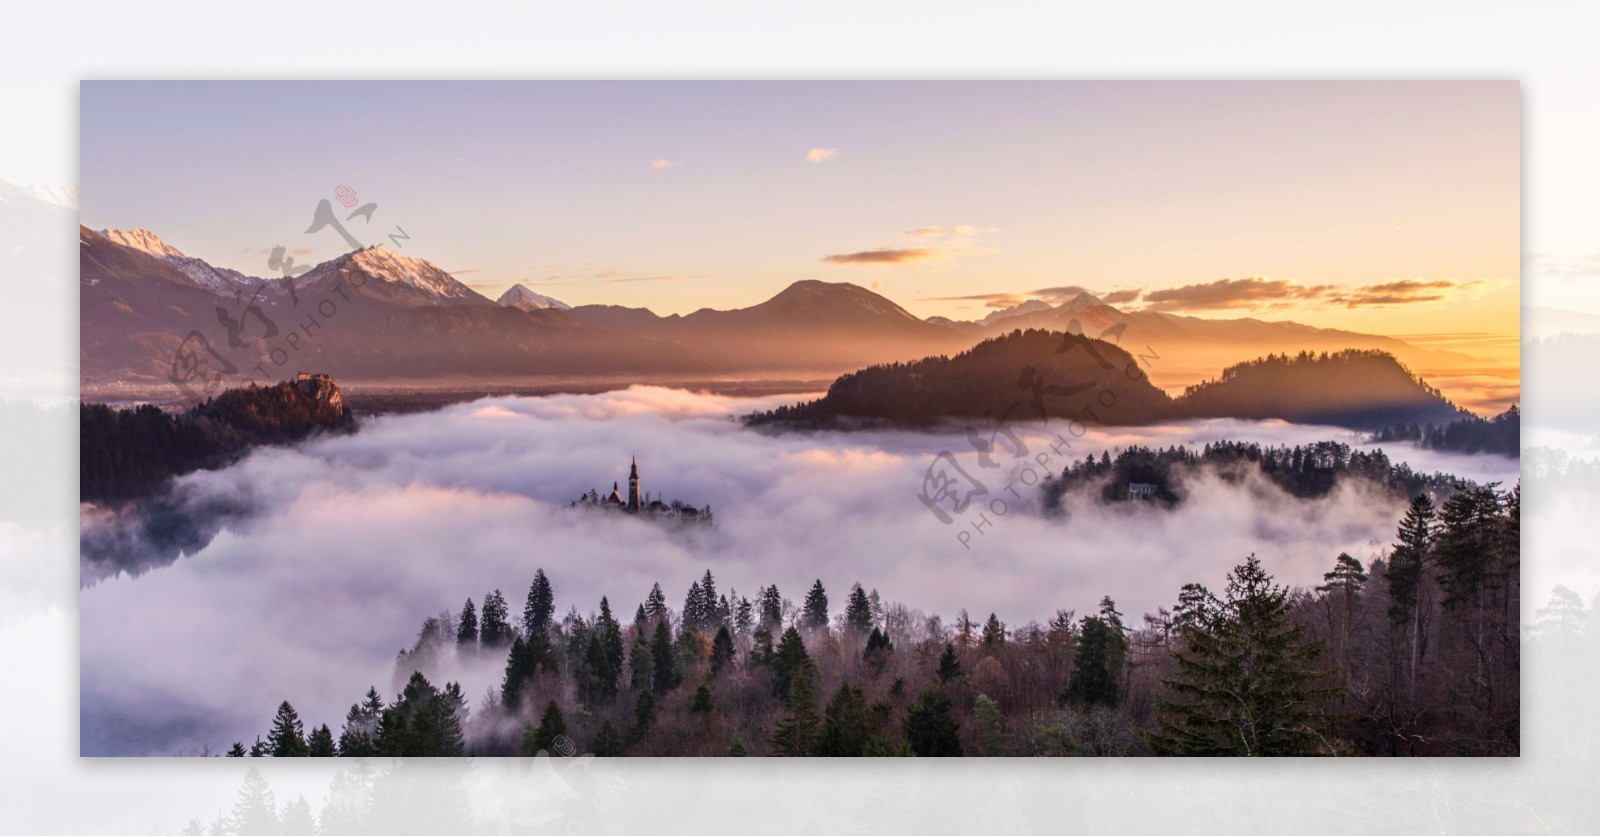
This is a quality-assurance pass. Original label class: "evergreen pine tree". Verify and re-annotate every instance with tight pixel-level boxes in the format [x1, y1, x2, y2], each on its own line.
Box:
[1098, 596, 1128, 686]
[711, 625, 736, 673]
[226, 741, 246, 757]
[629, 633, 653, 692]
[634, 689, 656, 736]
[523, 701, 568, 755]
[802, 580, 830, 631]
[768, 661, 821, 756]
[845, 584, 874, 635]
[1151, 555, 1334, 756]
[267, 701, 308, 757]
[690, 682, 715, 715]
[593, 720, 624, 757]
[336, 703, 375, 757]
[593, 597, 625, 700]
[644, 582, 667, 620]
[905, 687, 962, 756]
[1317, 552, 1367, 669]
[524, 569, 555, 636]
[1434, 484, 1505, 610]
[1388, 493, 1435, 615]
[650, 619, 679, 693]
[581, 633, 611, 704]
[501, 636, 532, 709]
[1174, 583, 1217, 635]
[972, 694, 1007, 756]
[771, 626, 811, 698]
[734, 596, 755, 635]
[864, 627, 894, 674]
[456, 598, 478, 647]
[936, 643, 963, 684]
[700, 570, 720, 628]
[480, 589, 512, 647]
[759, 585, 783, 629]
[981, 613, 1006, 648]
[683, 581, 706, 633]
[307, 724, 336, 757]
[1063, 616, 1119, 707]
[727, 731, 749, 756]
[814, 682, 870, 756]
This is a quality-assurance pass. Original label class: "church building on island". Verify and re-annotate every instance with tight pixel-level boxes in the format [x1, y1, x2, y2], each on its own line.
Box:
[573, 457, 712, 524]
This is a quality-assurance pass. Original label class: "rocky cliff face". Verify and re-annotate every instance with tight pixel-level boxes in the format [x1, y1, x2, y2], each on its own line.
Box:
[291, 372, 345, 416]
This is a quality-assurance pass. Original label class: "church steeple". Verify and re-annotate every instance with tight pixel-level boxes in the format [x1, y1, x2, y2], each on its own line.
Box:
[627, 456, 641, 512]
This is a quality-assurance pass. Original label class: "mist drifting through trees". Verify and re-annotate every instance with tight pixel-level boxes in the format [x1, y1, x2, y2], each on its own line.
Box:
[78, 387, 1519, 756]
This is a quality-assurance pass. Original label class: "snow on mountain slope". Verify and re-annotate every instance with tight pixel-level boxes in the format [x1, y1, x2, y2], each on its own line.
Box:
[99, 228, 267, 295]
[346, 245, 482, 302]
[497, 283, 572, 311]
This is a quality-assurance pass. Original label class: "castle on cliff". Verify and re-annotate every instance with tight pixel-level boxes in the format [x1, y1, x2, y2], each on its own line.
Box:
[573, 457, 712, 524]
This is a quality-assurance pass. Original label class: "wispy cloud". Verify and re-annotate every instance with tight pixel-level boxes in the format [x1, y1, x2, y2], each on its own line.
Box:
[1104, 289, 1143, 305]
[1137, 276, 1479, 312]
[1140, 277, 1337, 312]
[822, 248, 937, 265]
[824, 224, 997, 268]
[805, 147, 839, 164]
[648, 159, 678, 170]
[1335, 279, 1459, 308]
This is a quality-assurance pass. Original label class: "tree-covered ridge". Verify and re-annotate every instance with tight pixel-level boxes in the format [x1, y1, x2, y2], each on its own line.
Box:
[80, 375, 353, 504]
[1178, 348, 1465, 430]
[745, 328, 1173, 428]
[1371, 404, 1520, 457]
[746, 333, 1473, 433]
[230, 483, 1517, 758]
[1043, 439, 1472, 509]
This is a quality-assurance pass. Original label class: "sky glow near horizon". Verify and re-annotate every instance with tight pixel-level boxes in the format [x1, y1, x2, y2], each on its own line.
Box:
[79, 81, 1518, 355]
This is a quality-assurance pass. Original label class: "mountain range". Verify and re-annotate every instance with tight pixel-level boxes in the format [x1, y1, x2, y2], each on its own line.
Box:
[80, 227, 1481, 398]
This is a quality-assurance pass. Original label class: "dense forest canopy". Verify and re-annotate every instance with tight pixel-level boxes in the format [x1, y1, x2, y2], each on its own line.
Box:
[80, 375, 352, 504]
[229, 482, 1518, 758]
[747, 332, 1470, 433]
[1043, 439, 1474, 510]
[1177, 348, 1465, 430]
[1371, 404, 1520, 457]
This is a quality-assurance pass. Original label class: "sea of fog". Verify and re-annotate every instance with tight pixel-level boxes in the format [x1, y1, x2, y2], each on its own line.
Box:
[79, 386, 1521, 755]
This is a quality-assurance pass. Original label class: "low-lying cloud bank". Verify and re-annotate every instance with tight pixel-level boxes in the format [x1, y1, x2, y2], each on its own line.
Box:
[79, 387, 1520, 754]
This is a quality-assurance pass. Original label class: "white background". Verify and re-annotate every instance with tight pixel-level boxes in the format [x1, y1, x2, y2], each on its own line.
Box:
[1, 1, 1593, 833]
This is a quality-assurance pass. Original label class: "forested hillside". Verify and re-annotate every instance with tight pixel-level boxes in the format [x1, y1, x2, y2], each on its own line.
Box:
[80, 375, 352, 504]
[747, 329, 1173, 428]
[1043, 439, 1471, 508]
[231, 483, 1519, 758]
[1177, 349, 1464, 430]
[1372, 405, 1520, 456]
[747, 334, 1472, 433]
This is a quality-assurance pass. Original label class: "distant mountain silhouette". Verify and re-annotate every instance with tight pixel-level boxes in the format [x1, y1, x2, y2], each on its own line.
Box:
[934, 291, 1477, 370]
[80, 225, 1484, 397]
[1178, 349, 1467, 429]
[747, 328, 1174, 428]
[569, 279, 972, 371]
[748, 331, 1469, 431]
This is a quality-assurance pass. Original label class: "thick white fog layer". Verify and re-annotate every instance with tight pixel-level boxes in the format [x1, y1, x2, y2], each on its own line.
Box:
[79, 387, 1520, 755]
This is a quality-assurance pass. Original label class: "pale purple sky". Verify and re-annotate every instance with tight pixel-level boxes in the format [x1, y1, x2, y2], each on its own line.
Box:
[81, 81, 1517, 336]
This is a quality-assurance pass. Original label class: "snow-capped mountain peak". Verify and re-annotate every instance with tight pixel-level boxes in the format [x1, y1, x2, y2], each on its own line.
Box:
[338, 245, 482, 302]
[497, 283, 572, 311]
[97, 227, 276, 295]
[99, 228, 186, 259]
